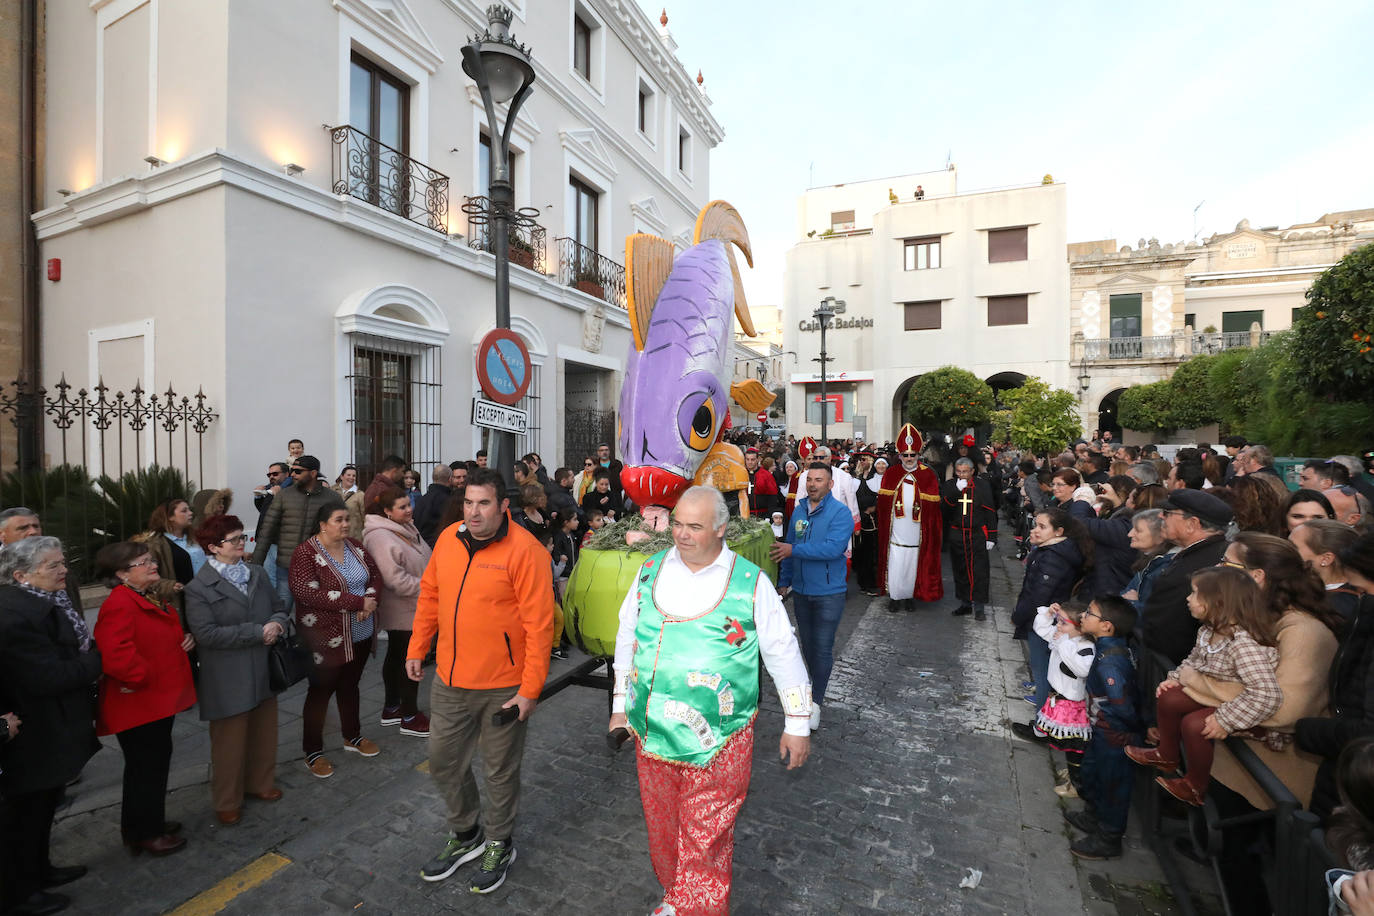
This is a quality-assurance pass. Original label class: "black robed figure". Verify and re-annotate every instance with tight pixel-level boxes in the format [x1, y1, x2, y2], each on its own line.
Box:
[940, 458, 998, 619]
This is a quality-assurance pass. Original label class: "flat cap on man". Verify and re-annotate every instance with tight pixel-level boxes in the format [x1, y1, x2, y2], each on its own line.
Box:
[1162, 489, 1233, 529]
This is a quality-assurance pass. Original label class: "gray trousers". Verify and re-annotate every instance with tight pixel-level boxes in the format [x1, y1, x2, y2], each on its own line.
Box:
[428, 680, 528, 842]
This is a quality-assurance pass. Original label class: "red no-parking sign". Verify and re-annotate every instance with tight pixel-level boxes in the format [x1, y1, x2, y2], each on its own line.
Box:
[475, 329, 532, 407]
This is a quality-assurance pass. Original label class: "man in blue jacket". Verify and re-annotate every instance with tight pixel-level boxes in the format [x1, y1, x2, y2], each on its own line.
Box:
[771, 462, 854, 731]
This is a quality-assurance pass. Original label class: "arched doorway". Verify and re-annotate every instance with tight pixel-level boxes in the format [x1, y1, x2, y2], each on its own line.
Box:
[982, 371, 1028, 444]
[891, 374, 924, 443]
[985, 371, 1028, 407]
[1098, 388, 1126, 442]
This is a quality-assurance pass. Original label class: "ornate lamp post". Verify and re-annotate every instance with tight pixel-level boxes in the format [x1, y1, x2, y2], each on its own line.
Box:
[813, 297, 843, 444]
[462, 4, 535, 493]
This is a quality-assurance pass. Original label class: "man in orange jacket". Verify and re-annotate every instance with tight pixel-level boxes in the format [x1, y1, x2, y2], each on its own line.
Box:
[406, 467, 554, 895]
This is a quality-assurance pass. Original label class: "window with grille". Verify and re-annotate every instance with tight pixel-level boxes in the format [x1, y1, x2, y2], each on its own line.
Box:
[516, 363, 541, 458]
[903, 236, 941, 270]
[347, 334, 441, 482]
[481, 362, 541, 459]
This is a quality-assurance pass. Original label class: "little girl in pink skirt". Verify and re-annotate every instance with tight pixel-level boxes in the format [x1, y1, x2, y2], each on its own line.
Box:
[1032, 602, 1096, 790]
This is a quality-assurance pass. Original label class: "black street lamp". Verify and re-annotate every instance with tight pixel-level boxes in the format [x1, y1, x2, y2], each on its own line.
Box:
[462, 4, 535, 494]
[812, 297, 842, 444]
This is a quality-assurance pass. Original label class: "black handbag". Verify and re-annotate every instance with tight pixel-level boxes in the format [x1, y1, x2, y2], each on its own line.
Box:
[268, 623, 311, 692]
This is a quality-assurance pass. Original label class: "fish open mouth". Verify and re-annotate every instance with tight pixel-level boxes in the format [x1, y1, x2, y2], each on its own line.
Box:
[620, 466, 692, 509]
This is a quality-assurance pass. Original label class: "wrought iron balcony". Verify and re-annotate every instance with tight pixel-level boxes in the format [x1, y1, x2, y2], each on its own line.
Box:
[329, 125, 449, 233]
[463, 195, 547, 274]
[555, 237, 626, 309]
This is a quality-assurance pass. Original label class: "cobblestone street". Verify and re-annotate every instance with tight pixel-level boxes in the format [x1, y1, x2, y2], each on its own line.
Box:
[46, 537, 1194, 914]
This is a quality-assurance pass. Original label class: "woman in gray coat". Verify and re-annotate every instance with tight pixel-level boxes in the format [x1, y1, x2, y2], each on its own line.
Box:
[184, 514, 290, 825]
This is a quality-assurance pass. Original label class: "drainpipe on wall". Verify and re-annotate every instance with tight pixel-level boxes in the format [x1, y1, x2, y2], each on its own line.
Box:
[18, 0, 41, 469]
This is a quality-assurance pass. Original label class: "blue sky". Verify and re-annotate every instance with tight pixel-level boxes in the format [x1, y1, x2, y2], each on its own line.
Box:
[635, 0, 1374, 306]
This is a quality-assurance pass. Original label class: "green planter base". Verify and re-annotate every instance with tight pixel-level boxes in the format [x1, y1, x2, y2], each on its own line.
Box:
[561, 525, 779, 658]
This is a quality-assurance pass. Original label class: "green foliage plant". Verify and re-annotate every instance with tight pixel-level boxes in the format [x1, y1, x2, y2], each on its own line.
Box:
[1000, 377, 1082, 456]
[905, 367, 995, 434]
[1289, 242, 1374, 400]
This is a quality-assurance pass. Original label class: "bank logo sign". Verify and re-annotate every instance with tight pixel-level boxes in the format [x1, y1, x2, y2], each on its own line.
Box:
[798, 316, 874, 331]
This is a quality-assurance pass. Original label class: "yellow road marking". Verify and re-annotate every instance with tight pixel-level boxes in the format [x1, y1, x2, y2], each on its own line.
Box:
[165, 852, 291, 916]
[416, 759, 430, 774]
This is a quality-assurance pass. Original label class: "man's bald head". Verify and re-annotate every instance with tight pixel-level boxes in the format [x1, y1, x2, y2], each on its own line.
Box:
[1326, 486, 1369, 528]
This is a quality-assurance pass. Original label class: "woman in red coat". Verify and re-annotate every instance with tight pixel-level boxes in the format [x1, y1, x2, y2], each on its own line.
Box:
[93, 541, 197, 857]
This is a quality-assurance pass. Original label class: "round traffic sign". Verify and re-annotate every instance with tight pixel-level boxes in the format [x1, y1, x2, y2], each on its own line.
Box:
[475, 329, 532, 406]
[756, 411, 768, 423]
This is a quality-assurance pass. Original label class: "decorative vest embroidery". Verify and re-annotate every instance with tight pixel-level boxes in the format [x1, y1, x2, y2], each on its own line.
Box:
[624, 550, 761, 767]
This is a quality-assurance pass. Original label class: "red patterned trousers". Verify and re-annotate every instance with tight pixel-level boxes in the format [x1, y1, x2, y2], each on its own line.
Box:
[635, 722, 755, 916]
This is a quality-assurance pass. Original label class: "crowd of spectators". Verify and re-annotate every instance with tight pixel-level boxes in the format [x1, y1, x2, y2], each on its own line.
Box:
[3, 427, 1374, 912]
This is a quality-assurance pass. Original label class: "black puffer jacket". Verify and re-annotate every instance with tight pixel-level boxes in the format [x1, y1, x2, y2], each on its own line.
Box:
[1012, 538, 1085, 639]
[1080, 506, 1135, 599]
[1296, 594, 1374, 820]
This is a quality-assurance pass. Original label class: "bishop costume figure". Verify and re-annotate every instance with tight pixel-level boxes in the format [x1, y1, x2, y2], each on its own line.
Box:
[876, 425, 943, 611]
[783, 436, 817, 522]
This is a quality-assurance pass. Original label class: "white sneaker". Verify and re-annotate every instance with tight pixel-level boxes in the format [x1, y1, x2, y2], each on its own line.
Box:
[809, 702, 821, 730]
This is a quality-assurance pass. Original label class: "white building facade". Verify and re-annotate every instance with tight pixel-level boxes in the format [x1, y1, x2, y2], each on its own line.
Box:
[783, 170, 1070, 444]
[1069, 210, 1374, 441]
[32, 0, 720, 495]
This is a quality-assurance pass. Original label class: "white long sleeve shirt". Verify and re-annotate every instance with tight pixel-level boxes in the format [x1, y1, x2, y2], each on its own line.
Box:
[1032, 607, 1095, 702]
[830, 466, 861, 524]
[612, 545, 812, 736]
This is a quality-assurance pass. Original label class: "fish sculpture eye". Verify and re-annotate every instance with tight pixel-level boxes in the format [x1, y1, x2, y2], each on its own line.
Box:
[692, 405, 713, 438]
[678, 392, 717, 453]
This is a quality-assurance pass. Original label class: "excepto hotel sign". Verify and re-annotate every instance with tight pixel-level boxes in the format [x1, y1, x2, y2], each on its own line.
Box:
[797, 316, 874, 331]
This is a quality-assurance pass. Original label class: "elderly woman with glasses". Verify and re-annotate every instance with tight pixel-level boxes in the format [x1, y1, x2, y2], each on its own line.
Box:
[93, 540, 197, 857]
[0, 537, 102, 914]
[184, 515, 291, 826]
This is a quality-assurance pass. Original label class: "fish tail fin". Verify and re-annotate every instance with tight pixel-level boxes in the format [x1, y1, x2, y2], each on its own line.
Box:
[625, 233, 675, 352]
[693, 201, 756, 336]
[730, 379, 775, 413]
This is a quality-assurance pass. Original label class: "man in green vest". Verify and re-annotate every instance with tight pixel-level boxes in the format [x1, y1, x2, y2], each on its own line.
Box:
[609, 486, 811, 916]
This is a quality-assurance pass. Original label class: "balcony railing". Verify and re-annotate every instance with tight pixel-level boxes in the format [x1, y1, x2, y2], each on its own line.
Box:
[329, 125, 448, 233]
[1191, 329, 1272, 354]
[555, 237, 627, 309]
[463, 196, 547, 275]
[1084, 335, 1179, 360]
[1080, 328, 1271, 362]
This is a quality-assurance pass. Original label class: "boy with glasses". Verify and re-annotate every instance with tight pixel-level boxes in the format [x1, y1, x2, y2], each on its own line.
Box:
[1064, 595, 1141, 860]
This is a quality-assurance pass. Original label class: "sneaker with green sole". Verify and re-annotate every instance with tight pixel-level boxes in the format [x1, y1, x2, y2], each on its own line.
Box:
[469, 839, 516, 894]
[419, 829, 485, 883]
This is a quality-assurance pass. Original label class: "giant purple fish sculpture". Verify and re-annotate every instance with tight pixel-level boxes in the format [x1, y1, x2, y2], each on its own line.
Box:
[617, 201, 775, 511]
